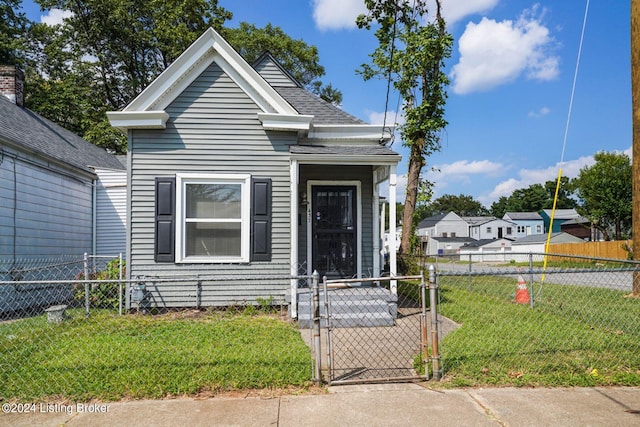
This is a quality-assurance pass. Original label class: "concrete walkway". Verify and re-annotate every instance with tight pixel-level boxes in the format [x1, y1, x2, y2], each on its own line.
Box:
[2, 383, 639, 426]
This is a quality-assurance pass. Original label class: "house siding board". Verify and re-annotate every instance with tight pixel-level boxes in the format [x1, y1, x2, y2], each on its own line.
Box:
[95, 168, 127, 257]
[0, 150, 93, 258]
[253, 59, 298, 88]
[128, 62, 294, 305]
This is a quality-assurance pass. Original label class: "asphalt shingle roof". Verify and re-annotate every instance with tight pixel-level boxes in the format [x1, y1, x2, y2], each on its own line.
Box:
[504, 212, 543, 220]
[0, 97, 124, 174]
[274, 86, 366, 125]
[289, 144, 398, 156]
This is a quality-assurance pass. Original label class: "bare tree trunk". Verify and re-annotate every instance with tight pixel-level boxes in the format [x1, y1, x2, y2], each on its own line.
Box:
[632, 0, 640, 294]
[400, 141, 424, 255]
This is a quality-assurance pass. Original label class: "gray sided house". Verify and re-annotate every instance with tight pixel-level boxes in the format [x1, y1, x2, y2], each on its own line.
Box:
[415, 212, 470, 256]
[502, 212, 544, 238]
[0, 65, 125, 313]
[107, 29, 401, 316]
[465, 216, 517, 240]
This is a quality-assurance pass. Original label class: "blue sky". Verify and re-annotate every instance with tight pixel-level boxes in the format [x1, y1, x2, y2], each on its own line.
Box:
[20, 0, 632, 208]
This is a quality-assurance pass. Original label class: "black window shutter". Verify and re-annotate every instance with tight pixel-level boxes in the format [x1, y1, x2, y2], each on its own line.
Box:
[250, 177, 272, 262]
[155, 177, 175, 262]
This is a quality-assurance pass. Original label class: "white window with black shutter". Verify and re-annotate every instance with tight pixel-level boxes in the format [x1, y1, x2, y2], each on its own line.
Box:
[155, 173, 272, 263]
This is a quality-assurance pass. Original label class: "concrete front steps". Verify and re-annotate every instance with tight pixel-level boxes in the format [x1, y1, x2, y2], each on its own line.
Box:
[297, 286, 398, 328]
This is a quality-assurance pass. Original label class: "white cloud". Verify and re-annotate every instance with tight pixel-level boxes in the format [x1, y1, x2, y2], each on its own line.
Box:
[366, 110, 404, 126]
[41, 8, 73, 26]
[437, 159, 504, 176]
[438, 0, 499, 25]
[486, 155, 595, 202]
[528, 106, 551, 118]
[312, 0, 497, 31]
[450, 7, 559, 95]
[312, 0, 367, 31]
[423, 159, 505, 199]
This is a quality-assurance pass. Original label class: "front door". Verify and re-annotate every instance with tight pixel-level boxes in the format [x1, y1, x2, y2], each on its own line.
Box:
[312, 186, 357, 279]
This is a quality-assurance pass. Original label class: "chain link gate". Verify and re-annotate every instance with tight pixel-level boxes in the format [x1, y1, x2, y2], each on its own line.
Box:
[308, 269, 442, 385]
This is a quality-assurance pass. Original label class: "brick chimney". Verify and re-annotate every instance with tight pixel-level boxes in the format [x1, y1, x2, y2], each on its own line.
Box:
[0, 65, 24, 107]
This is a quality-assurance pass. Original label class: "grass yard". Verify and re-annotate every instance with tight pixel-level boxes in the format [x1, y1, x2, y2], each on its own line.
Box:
[435, 276, 640, 387]
[0, 309, 312, 402]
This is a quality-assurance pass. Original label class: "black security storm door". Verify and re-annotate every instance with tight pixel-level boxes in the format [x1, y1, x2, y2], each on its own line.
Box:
[311, 186, 357, 279]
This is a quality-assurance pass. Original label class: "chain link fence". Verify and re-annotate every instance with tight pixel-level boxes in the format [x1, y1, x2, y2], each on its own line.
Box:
[0, 254, 123, 319]
[300, 272, 434, 385]
[2, 251, 639, 402]
[0, 256, 313, 402]
[426, 252, 640, 386]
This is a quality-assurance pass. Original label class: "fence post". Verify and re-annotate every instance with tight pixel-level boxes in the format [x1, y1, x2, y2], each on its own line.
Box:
[429, 265, 442, 380]
[83, 252, 90, 317]
[420, 269, 429, 380]
[118, 253, 123, 316]
[311, 270, 322, 384]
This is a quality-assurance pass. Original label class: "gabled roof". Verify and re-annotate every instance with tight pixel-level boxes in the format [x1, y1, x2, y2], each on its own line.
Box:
[253, 52, 302, 88]
[560, 216, 591, 226]
[0, 97, 124, 175]
[462, 238, 513, 248]
[463, 216, 517, 227]
[541, 209, 580, 220]
[504, 212, 543, 220]
[417, 213, 448, 229]
[253, 52, 364, 125]
[417, 212, 464, 229]
[274, 87, 365, 125]
[512, 232, 584, 245]
[107, 28, 392, 143]
[430, 236, 475, 243]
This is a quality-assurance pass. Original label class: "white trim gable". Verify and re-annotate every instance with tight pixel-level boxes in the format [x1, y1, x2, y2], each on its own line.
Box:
[108, 28, 299, 131]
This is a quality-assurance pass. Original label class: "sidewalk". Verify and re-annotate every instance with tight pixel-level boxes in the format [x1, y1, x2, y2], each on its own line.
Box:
[2, 383, 639, 427]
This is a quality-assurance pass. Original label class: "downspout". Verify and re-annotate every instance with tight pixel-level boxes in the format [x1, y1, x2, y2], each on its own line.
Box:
[92, 177, 97, 256]
[389, 165, 397, 293]
[372, 179, 380, 277]
[289, 159, 298, 318]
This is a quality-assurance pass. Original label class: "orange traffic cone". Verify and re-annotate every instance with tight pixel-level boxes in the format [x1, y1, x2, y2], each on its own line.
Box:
[515, 274, 530, 304]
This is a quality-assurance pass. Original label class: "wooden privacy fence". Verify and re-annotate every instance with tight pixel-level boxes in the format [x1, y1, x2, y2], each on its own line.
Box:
[549, 240, 631, 260]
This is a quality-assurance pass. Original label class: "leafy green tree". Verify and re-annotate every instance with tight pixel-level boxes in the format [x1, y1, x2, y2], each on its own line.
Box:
[490, 177, 577, 218]
[573, 151, 632, 240]
[0, 0, 29, 64]
[23, 2, 340, 153]
[489, 196, 510, 218]
[357, 0, 452, 255]
[543, 177, 578, 209]
[222, 23, 342, 105]
[423, 194, 488, 218]
[24, 0, 232, 153]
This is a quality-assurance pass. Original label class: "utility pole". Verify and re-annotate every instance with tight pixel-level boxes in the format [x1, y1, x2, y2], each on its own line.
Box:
[632, 0, 640, 294]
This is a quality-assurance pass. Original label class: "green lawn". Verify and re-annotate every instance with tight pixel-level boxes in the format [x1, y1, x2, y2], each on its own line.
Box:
[435, 276, 640, 387]
[0, 309, 312, 402]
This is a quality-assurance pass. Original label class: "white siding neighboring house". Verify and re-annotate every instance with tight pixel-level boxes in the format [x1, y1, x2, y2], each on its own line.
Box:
[0, 65, 125, 314]
[511, 232, 584, 262]
[459, 238, 513, 262]
[93, 158, 127, 257]
[464, 217, 517, 240]
[428, 236, 476, 257]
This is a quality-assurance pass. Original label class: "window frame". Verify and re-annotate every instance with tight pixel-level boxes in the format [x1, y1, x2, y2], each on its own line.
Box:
[175, 173, 251, 263]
